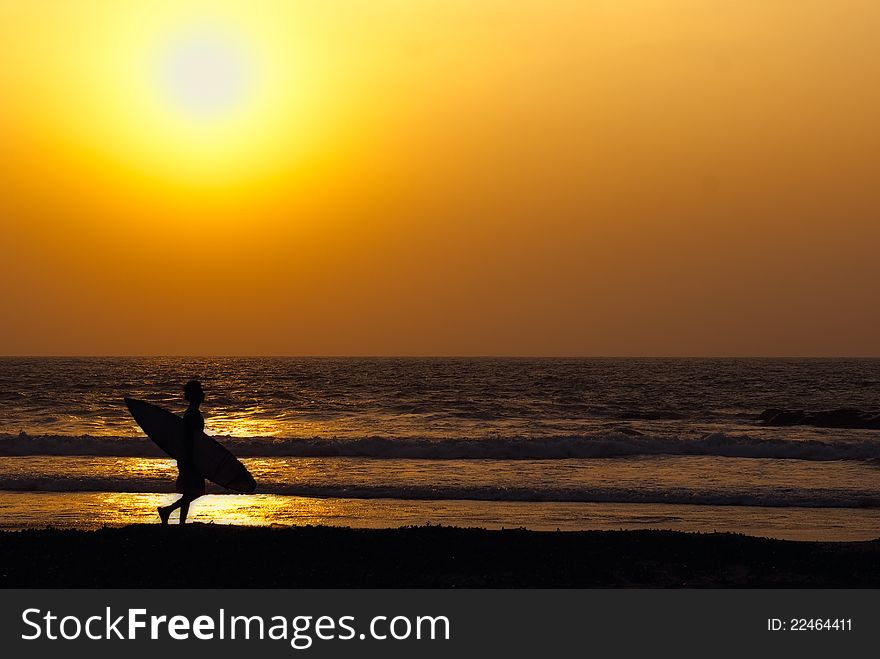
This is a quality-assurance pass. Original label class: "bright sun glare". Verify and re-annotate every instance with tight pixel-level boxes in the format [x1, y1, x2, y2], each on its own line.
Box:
[48, 5, 318, 189]
[161, 31, 252, 117]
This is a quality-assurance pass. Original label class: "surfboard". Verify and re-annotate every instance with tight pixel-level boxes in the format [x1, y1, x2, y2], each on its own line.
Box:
[124, 397, 256, 493]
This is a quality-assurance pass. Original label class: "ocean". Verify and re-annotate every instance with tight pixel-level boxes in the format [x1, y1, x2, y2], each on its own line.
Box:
[2, 357, 879, 540]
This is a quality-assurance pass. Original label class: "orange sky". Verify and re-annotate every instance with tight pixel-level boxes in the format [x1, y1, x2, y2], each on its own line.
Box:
[2, 1, 879, 356]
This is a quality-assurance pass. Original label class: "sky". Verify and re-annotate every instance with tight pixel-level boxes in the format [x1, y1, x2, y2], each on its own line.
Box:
[1, 0, 879, 356]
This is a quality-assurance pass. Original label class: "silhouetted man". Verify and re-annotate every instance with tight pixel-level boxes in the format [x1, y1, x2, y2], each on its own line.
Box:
[158, 380, 207, 524]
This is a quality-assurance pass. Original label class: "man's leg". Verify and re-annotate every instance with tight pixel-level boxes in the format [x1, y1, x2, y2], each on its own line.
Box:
[178, 497, 194, 525]
[158, 496, 183, 525]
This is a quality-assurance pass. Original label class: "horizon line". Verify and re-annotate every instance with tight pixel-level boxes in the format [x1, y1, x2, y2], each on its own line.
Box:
[2, 354, 880, 360]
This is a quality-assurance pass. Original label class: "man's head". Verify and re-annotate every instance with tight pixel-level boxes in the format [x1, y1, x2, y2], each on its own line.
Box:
[183, 379, 205, 405]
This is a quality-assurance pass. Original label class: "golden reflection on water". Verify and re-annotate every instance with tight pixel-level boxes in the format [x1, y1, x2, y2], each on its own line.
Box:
[204, 409, 364, 438]
[205, 411, 285, 437]
[0, 491, 360, 529]
[124, 457, 175, 477]
[94, 493, 347, 527]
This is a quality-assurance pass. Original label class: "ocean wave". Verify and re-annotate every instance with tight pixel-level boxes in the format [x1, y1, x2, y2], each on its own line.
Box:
[2, 431, 880, 461]
[0, 474, 876, 508]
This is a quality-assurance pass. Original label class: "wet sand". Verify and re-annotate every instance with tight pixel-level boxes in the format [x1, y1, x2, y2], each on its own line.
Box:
[5, 491, 880, 541]
[1, 524, 879, 588]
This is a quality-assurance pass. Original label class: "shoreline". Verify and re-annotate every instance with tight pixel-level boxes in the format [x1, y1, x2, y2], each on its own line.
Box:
[2, 524, 879, 588]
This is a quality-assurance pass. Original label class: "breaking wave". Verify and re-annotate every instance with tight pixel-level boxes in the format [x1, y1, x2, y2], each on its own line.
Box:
[2, 431, 880, 461]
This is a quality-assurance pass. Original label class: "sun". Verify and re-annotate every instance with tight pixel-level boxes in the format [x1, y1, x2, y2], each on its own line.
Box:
[160, 30, 252, 118]
[3, 1, 347, 205]
[55, 4, 320, 191]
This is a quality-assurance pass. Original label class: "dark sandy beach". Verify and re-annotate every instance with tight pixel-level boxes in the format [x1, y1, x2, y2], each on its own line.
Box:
[1, 524, 879, 588]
